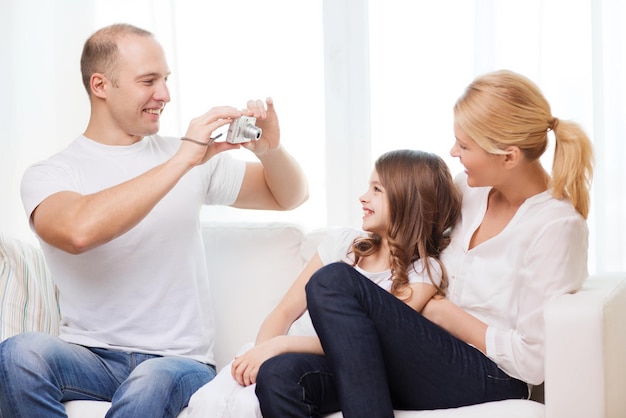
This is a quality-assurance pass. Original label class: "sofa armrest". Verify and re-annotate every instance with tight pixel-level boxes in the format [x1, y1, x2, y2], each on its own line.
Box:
[544, 272, 626, 418]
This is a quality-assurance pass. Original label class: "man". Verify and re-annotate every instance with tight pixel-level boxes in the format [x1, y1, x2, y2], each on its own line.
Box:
[0, 23, 308, 417]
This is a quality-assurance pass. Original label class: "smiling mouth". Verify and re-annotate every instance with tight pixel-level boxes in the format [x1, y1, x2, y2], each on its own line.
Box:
[144, 108, 162, 115]
[362, 208, 374, 217]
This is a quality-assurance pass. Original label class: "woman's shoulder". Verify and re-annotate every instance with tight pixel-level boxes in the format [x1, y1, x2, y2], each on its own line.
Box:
[526, 191, 586, 224]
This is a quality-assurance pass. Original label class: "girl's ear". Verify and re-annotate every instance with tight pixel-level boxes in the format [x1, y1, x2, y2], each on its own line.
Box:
[90, 73, 108, 99]
[502, 146, 521, 169]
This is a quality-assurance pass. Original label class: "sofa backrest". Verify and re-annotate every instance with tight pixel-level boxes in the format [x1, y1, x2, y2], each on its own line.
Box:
[201, 221, 328, 369]
[0, 222, 330, 371]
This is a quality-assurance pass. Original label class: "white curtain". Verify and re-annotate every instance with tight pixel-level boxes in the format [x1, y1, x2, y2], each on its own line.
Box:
[1, 0, 623, 273]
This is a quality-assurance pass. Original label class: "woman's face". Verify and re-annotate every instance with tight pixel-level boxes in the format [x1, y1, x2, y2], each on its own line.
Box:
[451, 124, 502, 187]
[359, 169, 389, 237]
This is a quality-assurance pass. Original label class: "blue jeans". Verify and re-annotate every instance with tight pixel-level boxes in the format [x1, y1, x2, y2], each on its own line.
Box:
[256, 262, 529, 418]
[0, 332, 216, 418]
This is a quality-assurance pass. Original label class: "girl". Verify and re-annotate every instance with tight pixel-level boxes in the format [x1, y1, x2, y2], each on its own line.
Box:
[187, 149, 462, 417]
[255, 69, 594, 417]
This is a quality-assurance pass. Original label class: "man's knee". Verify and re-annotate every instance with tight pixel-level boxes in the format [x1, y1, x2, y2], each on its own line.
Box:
[124, 357, 215, 400]
[0, 332, 61, 372]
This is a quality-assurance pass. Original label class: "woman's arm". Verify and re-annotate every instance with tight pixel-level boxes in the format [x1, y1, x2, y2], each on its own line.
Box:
[421, 296, 488, 353]
[400, 282, 438, 313]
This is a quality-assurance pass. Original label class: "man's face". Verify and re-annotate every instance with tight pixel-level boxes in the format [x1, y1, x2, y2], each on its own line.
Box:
[104, 34, 171, 141]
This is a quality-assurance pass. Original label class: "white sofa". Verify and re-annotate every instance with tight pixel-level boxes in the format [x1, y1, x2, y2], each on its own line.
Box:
[1, 221, 625, 418]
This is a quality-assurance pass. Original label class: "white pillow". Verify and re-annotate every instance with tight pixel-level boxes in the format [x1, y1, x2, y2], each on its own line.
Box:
[201, 221, 308, 370]
[0, 234, 60, 341]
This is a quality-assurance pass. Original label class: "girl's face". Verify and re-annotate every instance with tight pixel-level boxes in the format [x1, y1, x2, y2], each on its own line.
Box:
[450, 124, 502, 187]
[359, 169, 389, 237]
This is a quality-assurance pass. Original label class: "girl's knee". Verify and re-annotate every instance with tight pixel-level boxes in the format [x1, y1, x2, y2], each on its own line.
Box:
[307, 262, 354, 294]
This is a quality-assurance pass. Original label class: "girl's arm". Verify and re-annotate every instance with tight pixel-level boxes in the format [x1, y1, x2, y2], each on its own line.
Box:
[231, 253, 324, 386]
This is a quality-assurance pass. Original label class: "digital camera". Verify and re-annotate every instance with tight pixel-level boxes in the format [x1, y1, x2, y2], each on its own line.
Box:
[225, 116, 262, 144]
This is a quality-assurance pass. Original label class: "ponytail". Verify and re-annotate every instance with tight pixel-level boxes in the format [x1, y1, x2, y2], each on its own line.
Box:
[550, 118, 594, 219]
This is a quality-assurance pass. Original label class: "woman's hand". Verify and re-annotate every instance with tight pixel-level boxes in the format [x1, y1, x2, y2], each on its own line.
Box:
[422, 295, 488, 353]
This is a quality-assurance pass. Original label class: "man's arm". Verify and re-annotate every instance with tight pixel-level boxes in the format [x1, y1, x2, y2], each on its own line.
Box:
[32, 106, 243, 254]
[231, 98, 309, 210]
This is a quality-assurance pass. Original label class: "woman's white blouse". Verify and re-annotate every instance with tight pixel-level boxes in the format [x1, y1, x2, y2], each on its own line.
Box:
[441, 174, 588, 385]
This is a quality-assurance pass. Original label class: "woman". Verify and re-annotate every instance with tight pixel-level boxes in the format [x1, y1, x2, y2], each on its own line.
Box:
[255, 69, 594, 417]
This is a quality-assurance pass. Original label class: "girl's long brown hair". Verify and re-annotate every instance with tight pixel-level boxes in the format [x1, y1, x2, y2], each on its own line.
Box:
[351, 149, 462, 297]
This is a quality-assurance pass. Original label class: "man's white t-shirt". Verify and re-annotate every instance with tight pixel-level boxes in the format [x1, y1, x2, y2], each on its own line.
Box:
[21, 135, 246, 365]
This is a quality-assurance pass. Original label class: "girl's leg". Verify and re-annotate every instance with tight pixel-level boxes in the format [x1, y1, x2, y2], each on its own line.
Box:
[306, 262, 528, 417]
[255, 353, 340, 418]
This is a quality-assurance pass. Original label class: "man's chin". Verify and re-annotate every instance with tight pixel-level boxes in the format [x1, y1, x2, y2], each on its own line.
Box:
[140, 126, 160, 137]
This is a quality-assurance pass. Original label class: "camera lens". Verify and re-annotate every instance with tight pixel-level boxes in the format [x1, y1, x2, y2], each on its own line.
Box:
[242, 124, 262, 139]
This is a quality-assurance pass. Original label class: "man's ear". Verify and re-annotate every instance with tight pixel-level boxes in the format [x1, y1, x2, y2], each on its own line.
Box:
[90, 73, 108, 99]
[502, 146, 521, 169]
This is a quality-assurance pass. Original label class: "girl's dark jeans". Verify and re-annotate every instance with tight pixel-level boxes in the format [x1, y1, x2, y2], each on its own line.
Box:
[256, 262, 529, 418]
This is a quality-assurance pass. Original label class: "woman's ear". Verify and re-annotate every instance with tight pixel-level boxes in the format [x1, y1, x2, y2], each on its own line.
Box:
[90, 73, 108, 99]
[502, 146, 521, 169]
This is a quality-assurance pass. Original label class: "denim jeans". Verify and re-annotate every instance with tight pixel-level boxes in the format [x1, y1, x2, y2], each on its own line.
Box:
[0, 332, 216, 418]
[256, 262, 529, 418]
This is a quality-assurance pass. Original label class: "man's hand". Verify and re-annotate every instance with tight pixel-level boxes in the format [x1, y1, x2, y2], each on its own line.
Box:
[240, 97, 281, 156]
[176, 105, 243, 167]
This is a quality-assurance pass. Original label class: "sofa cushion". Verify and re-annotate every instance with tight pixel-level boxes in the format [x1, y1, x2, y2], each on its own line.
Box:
[0, 234, 60, 341]
[201, 222, 314, 370]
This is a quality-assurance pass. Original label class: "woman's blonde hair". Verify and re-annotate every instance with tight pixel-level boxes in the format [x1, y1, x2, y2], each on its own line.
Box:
[350, 149, 462, 297]
[454, 70, 594, 219]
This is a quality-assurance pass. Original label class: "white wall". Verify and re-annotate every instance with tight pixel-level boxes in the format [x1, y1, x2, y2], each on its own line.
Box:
[1, 0, 624, 272]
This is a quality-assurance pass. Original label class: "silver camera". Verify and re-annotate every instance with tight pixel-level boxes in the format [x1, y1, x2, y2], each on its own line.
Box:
[225, 116, 262, 144]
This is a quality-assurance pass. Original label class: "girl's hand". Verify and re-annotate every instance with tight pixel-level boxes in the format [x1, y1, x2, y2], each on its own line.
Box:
[231, 337, 285, 386]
